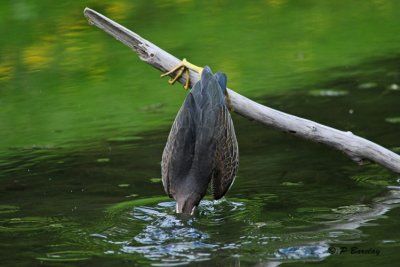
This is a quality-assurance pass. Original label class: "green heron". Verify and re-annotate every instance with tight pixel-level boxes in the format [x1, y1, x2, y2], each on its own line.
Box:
[161, 61, 239, 215]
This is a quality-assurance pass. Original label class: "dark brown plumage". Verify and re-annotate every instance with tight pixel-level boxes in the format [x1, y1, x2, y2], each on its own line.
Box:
[161, 66, 239, 214]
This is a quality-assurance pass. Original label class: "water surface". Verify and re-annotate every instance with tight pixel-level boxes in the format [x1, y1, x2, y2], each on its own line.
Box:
[1, 1, 400, 266]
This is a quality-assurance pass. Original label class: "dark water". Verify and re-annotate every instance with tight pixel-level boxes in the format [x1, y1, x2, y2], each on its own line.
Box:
[1, 1, 400, 266]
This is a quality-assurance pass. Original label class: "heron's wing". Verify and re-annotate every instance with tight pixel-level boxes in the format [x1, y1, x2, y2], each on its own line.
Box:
[161, 92, 197, 197]
[211, 106, 239, 199]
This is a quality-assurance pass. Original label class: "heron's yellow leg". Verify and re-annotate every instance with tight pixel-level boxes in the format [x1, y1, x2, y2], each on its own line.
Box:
[184, 69, 190, 90]
[167, 67, 185, 85]
[161, 58, 203, 90]
[180, 58, 203, 74]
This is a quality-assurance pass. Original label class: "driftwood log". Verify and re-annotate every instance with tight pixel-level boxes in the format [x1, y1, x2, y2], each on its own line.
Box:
[84, 8, 400, 174]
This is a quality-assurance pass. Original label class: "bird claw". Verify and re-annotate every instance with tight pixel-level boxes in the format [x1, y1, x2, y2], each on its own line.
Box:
[161, 58, 203, 90]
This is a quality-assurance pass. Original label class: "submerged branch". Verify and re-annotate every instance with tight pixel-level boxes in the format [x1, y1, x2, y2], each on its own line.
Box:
[84, 8, 400, 174]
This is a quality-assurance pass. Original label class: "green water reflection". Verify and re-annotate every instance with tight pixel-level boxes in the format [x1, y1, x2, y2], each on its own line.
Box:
[1, 0, 400, 155]
[1, 1, 400, 266]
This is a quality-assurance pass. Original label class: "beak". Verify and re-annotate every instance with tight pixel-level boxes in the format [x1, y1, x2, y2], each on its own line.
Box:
[190, 206, 196, 215]
[175, 202, 197, 215]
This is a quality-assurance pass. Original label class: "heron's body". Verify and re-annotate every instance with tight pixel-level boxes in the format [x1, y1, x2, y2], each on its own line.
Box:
[161, 66, 239, 214]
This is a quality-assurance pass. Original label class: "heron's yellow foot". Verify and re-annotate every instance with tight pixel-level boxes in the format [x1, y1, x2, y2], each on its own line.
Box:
[160, 58, 203, 90]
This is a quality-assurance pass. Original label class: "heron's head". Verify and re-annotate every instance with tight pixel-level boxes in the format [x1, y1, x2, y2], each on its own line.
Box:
[175, 193, 202, 215]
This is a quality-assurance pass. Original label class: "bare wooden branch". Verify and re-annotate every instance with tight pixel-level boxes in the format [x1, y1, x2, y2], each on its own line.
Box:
[84, 8, 400, 174]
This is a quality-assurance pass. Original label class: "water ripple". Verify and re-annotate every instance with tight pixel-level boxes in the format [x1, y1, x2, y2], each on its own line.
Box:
[275, 244, 330, 260]
[88, 189, 400, 265]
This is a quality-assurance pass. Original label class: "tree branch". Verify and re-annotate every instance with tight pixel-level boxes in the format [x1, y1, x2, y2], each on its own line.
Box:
[83, 8, 400, 174]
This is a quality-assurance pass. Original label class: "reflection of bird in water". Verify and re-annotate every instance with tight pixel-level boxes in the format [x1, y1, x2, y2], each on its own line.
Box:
[161, 61, 239, 215]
